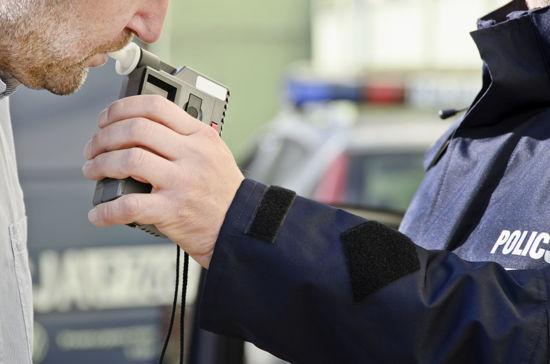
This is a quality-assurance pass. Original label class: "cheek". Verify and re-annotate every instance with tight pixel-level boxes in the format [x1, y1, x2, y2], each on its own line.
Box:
[71, 2, 122, 35]
[50, 1, 135, 58]
[83, 16, 120, 38]
[83, 1, 135, 35]
[94, 16, 133, 47]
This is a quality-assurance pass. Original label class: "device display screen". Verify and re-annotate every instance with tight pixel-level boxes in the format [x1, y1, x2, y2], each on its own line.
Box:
[144, 75, 177, 101]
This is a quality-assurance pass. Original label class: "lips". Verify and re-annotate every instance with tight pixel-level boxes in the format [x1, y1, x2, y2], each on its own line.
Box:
[86, 52, 108, 67]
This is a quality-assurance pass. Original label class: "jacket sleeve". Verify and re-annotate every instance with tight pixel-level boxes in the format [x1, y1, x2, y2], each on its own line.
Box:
[198, 179, 550, 364]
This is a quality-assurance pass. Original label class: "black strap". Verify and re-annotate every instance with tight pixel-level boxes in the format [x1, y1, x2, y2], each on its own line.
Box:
[247, 186, 296, 244]
[158, 246, 189, 364]
[341, 221, 420, 302]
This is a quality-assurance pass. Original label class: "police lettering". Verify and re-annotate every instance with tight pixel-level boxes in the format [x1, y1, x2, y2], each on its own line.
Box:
[491, 230, 550, 263]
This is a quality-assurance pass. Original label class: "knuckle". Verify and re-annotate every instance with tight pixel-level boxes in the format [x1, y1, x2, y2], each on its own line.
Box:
[118, 197, 140, 221]
[124, 148, 146, 171]
[146, 94, 167, 113]
[201, 123, 220, 143]
[128, 118, 151, 141]
[97, 203, 114, 224]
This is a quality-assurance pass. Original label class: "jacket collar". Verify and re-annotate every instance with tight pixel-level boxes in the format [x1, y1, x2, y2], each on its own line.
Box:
[478, 0, 528, 27]
[461, 0, 550, 128]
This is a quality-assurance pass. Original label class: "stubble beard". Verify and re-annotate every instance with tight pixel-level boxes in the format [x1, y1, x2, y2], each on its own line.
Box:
[0, 0, 133, 95]
[21, 30, 134, 95]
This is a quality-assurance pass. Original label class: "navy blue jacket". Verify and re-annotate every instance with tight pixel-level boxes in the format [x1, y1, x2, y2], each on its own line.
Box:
[200, 2, 550, 363]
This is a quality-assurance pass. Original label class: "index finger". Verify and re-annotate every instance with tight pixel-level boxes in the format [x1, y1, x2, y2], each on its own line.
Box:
[98, 94, 203, 135]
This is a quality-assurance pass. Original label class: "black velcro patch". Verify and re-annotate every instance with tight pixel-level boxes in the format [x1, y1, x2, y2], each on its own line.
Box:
[341, 221, 420, 302]
[247, 186, 296, 243]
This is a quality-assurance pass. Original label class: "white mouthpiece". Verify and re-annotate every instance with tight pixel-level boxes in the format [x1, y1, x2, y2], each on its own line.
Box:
[108, 42, 141, 75]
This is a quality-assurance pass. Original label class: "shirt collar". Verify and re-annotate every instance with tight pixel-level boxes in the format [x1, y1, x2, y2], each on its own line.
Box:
[0, 78, 6, 97]
[0, 72, 20, 99]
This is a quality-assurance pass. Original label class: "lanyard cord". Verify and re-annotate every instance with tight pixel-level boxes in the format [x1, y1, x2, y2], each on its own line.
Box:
[180, 252, 189, 363]
[159, 246, 189, 364]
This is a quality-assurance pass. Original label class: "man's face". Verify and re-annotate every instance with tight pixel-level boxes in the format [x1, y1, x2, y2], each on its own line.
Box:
[0, 0, 168, 95]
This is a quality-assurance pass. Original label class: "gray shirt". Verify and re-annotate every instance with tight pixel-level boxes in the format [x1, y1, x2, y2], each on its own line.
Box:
[0, 78, 33, 363]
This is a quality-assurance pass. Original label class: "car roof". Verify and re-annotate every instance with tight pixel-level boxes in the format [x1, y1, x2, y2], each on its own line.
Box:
[256, 105, 454, 154]
[347, 117, 453, 152]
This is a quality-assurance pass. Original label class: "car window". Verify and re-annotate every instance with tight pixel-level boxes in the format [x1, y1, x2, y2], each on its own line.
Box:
[347, 151, 426, 213]
[261, 139, 311, 186]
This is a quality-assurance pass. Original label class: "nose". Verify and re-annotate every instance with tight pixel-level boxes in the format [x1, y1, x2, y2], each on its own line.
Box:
[126, 0, 169, 44]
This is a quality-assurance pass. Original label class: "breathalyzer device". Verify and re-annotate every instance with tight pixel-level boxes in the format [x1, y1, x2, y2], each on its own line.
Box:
[92, 43, 230, 238]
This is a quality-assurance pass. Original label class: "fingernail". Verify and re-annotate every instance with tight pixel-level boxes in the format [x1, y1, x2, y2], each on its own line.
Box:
[82, 160, 91, 175]
[98, 108, 108, 127]
[88, 208, 98, 223]
[83, 139, 92, 159]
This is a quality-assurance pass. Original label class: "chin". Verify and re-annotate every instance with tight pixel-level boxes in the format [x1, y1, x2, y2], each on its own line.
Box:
[14, 53, 92, 94]
[43, 65, 89, 95]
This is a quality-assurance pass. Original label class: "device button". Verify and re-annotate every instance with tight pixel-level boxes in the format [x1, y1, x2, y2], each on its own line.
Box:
[187, 106, 199, 119]
[185, 94, 203, 119]
[210, 122, 219, 132]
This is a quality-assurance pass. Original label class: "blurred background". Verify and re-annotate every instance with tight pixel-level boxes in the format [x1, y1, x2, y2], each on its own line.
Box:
[10, 0, 506, 363]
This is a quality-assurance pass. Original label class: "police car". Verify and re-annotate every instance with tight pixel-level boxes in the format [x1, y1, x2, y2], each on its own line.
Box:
[241, 102, 453, 216]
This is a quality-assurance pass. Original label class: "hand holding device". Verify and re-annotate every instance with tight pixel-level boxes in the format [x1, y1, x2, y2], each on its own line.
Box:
[83, 44, 244, 268]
